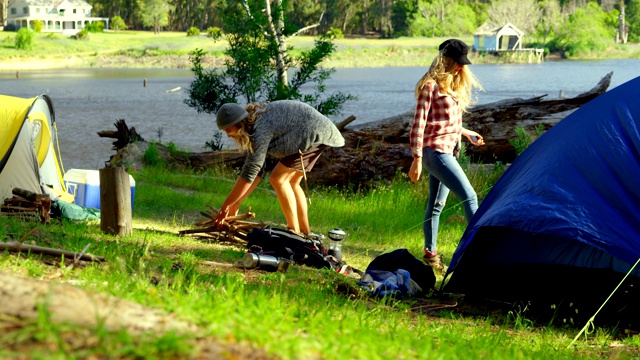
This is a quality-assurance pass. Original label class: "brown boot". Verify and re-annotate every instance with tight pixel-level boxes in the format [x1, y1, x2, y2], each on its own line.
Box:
[423, 254, 448, 274]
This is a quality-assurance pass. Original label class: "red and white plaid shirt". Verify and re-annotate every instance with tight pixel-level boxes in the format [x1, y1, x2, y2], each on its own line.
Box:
[410, 81, 462, 158]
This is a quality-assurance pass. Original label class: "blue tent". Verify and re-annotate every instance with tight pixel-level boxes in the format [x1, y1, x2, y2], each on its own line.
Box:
[444, 76, 640, 325]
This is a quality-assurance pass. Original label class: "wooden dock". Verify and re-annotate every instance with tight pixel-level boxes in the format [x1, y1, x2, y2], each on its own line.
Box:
[478, 48, 544, 63]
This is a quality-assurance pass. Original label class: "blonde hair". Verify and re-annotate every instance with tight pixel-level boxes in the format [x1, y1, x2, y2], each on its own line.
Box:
[232, 102, 268, 153]
[415, 54, 483, 112]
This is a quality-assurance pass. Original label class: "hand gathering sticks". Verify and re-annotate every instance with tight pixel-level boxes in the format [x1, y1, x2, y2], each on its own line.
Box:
[178, 207, 263, 245]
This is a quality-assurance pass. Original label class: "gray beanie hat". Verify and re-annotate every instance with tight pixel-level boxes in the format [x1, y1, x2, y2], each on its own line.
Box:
[216, 103, 249, 130]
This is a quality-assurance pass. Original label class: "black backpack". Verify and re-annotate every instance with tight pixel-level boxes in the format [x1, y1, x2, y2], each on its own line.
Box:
[246, 227, 334, 269]
[365, 248, 436, 293]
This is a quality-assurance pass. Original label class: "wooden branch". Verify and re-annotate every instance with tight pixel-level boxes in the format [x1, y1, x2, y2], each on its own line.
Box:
[336, 115, 356, 131]
[0, 241, 106, 262]
[179, 225, 219, 235]
[178, 208, 260, 246]
[19, 227, 39, 243]
[289, 11, 324, 39]
[200, 260, 234, 268]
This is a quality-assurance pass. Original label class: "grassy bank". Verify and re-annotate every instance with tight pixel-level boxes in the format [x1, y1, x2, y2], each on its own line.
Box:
[2, 30, 639, 71]
[1, 159, 639, 359]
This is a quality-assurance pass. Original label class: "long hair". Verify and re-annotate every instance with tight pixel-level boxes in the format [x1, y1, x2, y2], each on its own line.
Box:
[232, 102, 268, 153]
[414, 54, 483, 112]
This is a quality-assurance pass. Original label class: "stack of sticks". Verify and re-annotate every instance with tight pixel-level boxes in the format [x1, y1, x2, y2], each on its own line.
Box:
[178, 206, 263, 245]
[1, 188, 51, 223]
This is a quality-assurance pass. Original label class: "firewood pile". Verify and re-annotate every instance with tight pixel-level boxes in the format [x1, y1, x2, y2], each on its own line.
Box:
[178, 207, 263, 245]
[1, 188, 52, 223]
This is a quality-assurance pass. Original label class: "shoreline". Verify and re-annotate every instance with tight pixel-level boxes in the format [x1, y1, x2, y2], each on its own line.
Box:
[2, 41, 639, 72]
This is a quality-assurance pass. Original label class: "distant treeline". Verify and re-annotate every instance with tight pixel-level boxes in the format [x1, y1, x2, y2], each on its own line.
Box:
[91, 0, 639, 52]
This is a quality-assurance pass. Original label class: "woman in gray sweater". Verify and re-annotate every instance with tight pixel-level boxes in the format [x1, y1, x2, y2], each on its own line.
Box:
[213, 100, 345, 236]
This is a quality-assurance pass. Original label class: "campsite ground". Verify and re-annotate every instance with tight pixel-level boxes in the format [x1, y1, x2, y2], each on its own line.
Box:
[2, 143, 640, 358]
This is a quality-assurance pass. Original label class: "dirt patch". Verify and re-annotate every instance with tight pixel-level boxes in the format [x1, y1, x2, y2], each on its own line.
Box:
[0, 270, 275, 359]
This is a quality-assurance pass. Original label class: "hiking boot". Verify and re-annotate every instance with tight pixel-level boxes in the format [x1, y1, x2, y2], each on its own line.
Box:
[423, 254, 448, 274]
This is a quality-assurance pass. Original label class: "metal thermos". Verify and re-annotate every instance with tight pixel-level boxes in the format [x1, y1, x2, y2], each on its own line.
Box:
[327, 228, 347, 261]
[239, 253, 290, 272]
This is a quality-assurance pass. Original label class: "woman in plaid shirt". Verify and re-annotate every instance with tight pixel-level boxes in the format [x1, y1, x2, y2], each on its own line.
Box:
[408, 39, 485, 273]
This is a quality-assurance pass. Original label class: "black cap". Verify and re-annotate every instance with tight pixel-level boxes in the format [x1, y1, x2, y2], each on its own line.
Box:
[439, 39, 471, 65]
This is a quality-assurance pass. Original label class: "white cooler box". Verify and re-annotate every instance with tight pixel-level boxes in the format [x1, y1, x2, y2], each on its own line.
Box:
[63, 169, 135, 211]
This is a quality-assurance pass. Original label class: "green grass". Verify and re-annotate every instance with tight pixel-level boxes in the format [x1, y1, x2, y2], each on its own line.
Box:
[1, 163, 639, 359]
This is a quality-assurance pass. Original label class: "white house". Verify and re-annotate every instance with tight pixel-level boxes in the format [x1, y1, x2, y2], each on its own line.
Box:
[6, 0, 109, 34]
[473, 22, 523, 52]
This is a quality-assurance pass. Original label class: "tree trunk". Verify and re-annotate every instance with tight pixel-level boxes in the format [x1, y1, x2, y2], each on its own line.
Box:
[100, 167, 133, 236]
[265, 0, 288, 86]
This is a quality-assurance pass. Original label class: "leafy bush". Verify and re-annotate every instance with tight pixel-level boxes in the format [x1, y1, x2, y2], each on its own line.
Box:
[186, 26, 200, 37]
[72, 28, 90, 40]
[84, 21, 105, 33]
[326, 27, 344, 39]
[110, 16, 128, 31]
[31, 20, 43, 33]
[14, 28, 35, 50]
[509, 125, 545, 156]
[206, 26, 222, 40]
[143, 142, 165, 167]
[46, 32, 59, 39]
[204, 132, 224, 151]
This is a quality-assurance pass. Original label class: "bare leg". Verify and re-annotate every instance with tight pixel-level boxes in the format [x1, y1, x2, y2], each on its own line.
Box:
[270, 163, 300, 233]
[290, 171, 310, 235]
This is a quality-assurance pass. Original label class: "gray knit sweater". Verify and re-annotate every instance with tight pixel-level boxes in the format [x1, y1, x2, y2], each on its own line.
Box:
[240, 100, 345, 182]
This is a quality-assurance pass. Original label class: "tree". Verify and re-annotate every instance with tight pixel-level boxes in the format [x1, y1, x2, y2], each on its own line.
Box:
[138, 0, 174, 34]
[537, 0, 565, 45]
[110, 15, 128, 30]
[170, 0, 223, 31]
[627, 0, 640, 42]
[410, 0, 476, 37]
[555, 1, 615, 56]
[488, 0, 541, 34]
[185, 0, 356, 117]
[2, 0, 15, 27]
[390, 0, 418, 36]
[322, 0, 361, 35]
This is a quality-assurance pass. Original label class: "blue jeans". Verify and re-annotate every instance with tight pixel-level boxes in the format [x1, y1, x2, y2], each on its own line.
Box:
[421, 147, 478, 253]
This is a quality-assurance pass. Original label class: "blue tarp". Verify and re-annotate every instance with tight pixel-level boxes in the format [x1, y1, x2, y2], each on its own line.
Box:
[447, 75, 640, 277]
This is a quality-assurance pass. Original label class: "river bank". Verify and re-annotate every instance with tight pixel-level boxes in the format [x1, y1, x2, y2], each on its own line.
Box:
[2, 31, 640, 71]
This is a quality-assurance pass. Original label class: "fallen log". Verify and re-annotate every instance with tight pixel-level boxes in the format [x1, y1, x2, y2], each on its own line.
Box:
[462, 71, 612, 162]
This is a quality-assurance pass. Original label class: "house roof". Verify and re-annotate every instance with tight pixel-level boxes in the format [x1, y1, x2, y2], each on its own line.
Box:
[24, 0, 92, 7]
[473, 22, 524, 36]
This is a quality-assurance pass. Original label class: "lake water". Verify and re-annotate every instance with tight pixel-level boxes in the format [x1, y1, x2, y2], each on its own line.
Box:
[1, 59, 639, 170]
